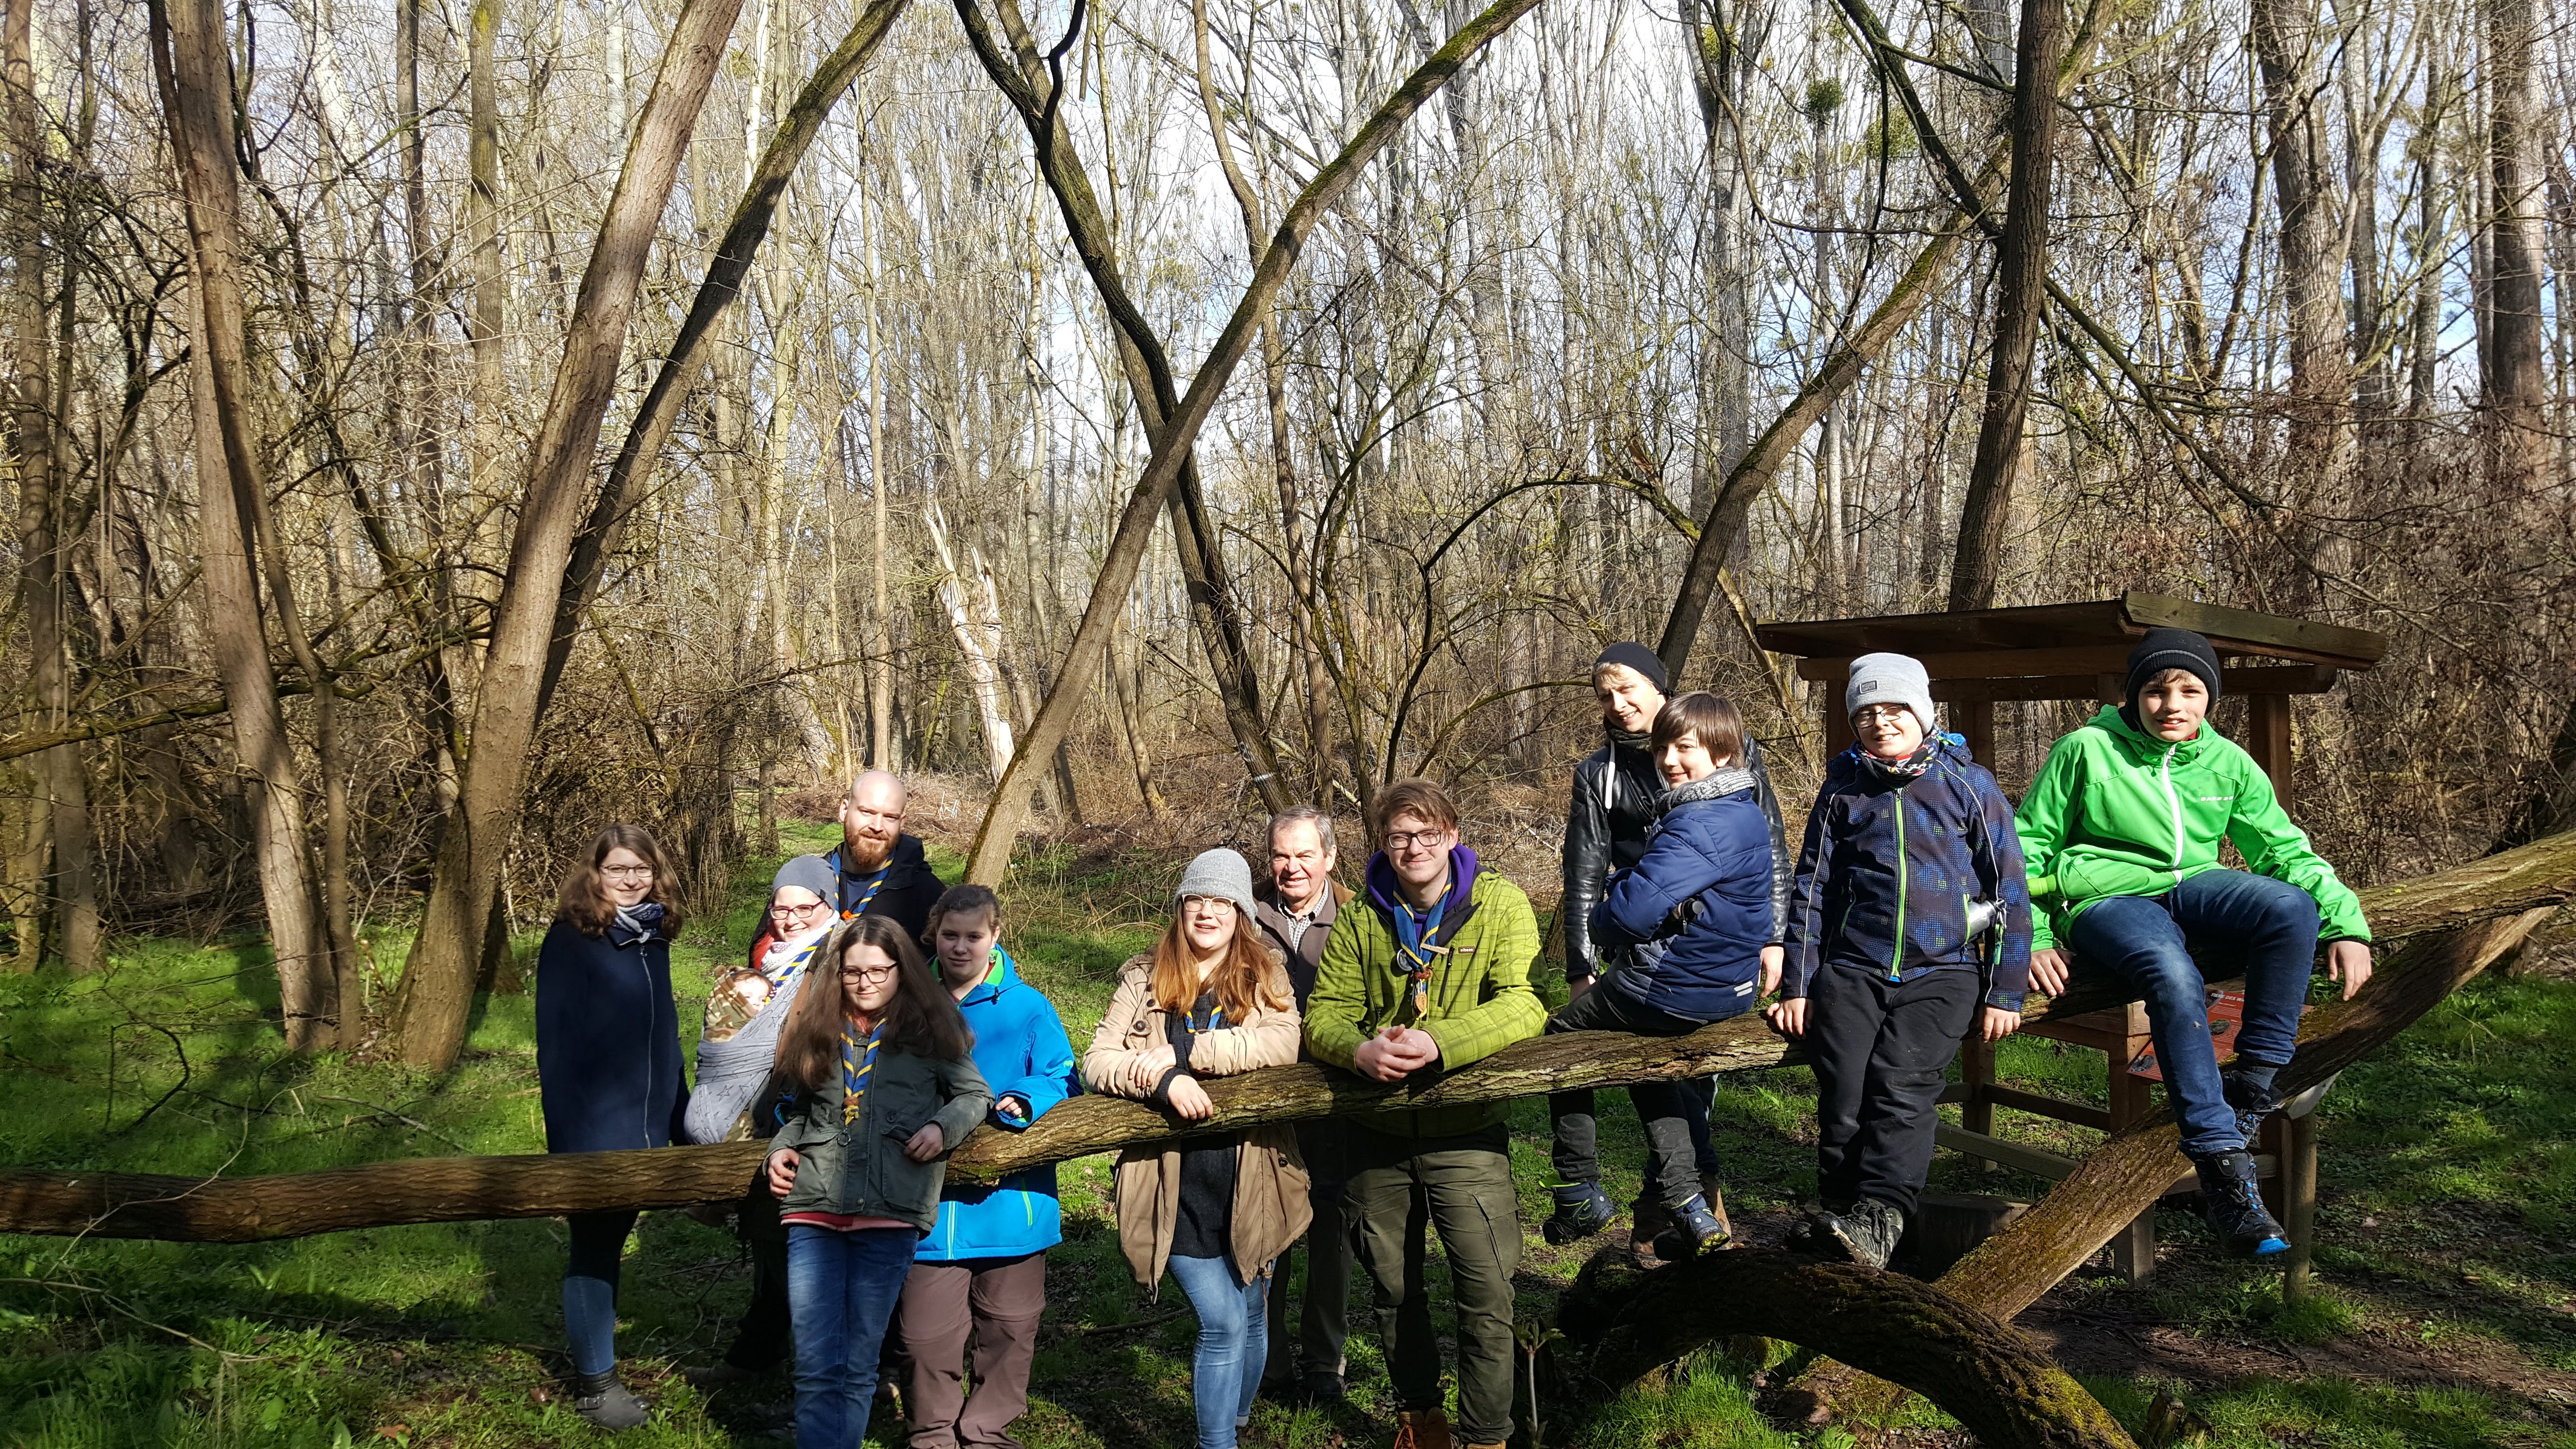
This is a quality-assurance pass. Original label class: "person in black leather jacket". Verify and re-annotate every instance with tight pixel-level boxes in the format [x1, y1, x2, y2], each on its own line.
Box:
[1560, 643, 1792, 1251]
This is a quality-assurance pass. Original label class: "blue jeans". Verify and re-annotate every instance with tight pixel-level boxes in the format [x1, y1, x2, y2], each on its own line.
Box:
[1168, 1254, 1270, 1449]
[786, 1224, 917, 1449]
[2065, 869, 2321, 1158]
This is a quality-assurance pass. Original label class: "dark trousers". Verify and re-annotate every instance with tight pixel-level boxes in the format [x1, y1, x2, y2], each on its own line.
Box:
[898, 1252, 1046, 1449]
[1345, 1123, 1520, 1446]
[2064, 869, 2319, 1157]
[1546, 983, 1729, 1208]
[564, 1208, 640, 1376]
[1808, 962, 1980, 1217]
[1261, 1118, 1357, 1387]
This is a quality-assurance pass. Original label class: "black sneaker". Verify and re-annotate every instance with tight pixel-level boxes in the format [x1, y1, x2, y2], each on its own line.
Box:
[1819, 1198, 1905, 1270]
[2223, 1071, 2285, 1146]
[1663, 1193, 1732, 1256]
[1545, 1181, 1617, 1245]
[1786, 1202, 1851, 1256]
[2194, 1149, 2290, 1259]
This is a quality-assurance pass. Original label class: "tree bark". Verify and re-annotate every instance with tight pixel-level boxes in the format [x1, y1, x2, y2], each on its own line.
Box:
[530, 0, 912, 730]
[466, 0, 505, 564]
[17, 829, 2570, 1243]
[6, 0, 100, 972]
[151, 0, 335, 1043]
[1560, 1250, 2135, 1449]
[2481, 0, 2550, 492]
[1946, 0, 2066, 611]
[960, 0, 1546, 885]
[387, 0, 751, 1071]
[2250, 0, 2351, 603]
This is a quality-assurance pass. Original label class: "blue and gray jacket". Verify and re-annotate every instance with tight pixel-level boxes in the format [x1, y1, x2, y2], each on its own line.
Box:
[1589, 770, 1776, 1021]
[917, 947, 1083, 1262]
[1782, 733, 2035, 1010]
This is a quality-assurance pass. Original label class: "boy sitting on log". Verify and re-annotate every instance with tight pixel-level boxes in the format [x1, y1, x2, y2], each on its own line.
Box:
[2016, 628, 2373, 1259]
[1770, 653, 2032, 1270]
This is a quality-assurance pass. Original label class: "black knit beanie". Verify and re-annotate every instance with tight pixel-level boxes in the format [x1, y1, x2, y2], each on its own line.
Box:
[1593, 642, 1670, 694]
[2124, 628, 2222, 711]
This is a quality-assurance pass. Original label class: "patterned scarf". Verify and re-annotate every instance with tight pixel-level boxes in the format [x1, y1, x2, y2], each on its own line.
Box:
[839, 1015, 885, 1124]
[1854, 736, 1941, 782]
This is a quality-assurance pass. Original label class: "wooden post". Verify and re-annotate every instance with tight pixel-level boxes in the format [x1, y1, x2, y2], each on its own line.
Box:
[1822, 662, 1855, 755]
[2283, 1110, 2320, 1303]
[1955, 695, 1995, 768]
[2105, 1002, 2157, 1283]
[2248, 693, 2293, 811]
[1961, 1032, 1997, 1173]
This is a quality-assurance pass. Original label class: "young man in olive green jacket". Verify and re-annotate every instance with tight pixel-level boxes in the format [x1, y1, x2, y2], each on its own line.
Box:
[2018, 628, 2372, 1261]
[1304, 778, 1546, 1449]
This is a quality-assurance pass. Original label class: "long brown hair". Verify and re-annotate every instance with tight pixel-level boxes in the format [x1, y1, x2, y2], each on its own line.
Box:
[1149, 910, 1288, 1024]
[773, 915, 974, 1090]
[558, 824, 687, 938]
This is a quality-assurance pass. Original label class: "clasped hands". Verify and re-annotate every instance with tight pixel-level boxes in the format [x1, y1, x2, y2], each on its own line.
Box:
[1352, 1025, 1441, 1082]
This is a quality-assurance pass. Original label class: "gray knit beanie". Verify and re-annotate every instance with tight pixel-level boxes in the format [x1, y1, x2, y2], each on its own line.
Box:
[1846, 652, 1938, 732]
[1173, 848, 1259, 918]
[772, 853, 837, 902]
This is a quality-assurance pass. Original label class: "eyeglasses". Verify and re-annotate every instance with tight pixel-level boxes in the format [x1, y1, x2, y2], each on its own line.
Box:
[770, 900, 830, 920]
[845, 807, 906, 828]
[840, 964, 900, 982]
[1381, 829, 1449, 851]
[1851, 705, 1913, 725]
[1179, 895, 1239, 916]
[601, 864, 655, 881]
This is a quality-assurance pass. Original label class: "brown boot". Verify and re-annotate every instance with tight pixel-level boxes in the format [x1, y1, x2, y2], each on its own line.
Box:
[1700, 1173, 1735, 1243]
[1629, 1195, 1671, 1259]
[1391, 1407, 1453, 1449]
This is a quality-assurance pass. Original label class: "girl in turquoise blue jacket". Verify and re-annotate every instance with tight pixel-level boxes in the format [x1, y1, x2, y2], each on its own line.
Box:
[900, 885, 1082, 1446]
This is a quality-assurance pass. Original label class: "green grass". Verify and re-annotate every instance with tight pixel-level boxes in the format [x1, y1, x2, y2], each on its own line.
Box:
[8, 829, 2576, 1446]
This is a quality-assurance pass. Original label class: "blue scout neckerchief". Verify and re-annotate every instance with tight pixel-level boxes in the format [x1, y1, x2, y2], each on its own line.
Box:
[839, 1017, 885, 1124]
[1390, 887, 1457, 1021]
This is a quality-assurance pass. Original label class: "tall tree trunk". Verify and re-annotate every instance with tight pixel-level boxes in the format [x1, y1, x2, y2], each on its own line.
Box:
[467, 0, 506, 584]
[7, 0, 100, 971]
[387, 0, 750, 1071]
[150, 0, 336, 1043]
[2482, 0, 2550, 494]
[1947, 0, 2065, 611]
[959, 0, 1547, 885]
[2252, 0, 2351, 605]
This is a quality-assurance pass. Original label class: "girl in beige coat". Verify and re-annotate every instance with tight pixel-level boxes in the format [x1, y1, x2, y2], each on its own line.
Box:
[1084, 848, 1310, 1449]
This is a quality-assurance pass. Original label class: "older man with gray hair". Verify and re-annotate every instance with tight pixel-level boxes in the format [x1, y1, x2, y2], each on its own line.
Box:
[1251, 805, 1360, 1403]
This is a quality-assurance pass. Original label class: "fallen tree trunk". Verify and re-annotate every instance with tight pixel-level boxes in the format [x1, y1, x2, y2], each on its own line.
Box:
[1558, 1249, 2136, 1449]
[7, 831, 2570, 1242]
[1777, 906, 2553, 1419]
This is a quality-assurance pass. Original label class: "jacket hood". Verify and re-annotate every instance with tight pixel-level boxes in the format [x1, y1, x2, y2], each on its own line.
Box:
[2088, 703, 2211, 763]
[1366, 844, 1481, 919]
[1660, 767, 1757, 808]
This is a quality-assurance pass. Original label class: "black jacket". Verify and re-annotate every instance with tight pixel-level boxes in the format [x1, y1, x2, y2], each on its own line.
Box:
[535, 912, 690, 1154]
[749, 833, 946, 960]
[1562, 731, 1791, 980]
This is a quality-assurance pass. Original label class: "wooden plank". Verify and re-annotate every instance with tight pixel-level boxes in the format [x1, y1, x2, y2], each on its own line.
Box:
[1796, 644, 2138, 682]
[1931, 665, 2337, 703]
[2122, 592, 2388, 668]
[1934, 1125, 2079, 1181]
[1754, 597, 2134, 658]
[1976, 1083, 2114, 1132]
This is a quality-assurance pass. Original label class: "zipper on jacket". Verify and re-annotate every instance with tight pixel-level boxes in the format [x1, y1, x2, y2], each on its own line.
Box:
[2158, 742, 2186, 869]
[1888, 794, 1909, 982]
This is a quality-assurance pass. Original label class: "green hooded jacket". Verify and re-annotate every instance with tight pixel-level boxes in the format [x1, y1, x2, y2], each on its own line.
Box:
[1304, 867, 1546, 1140]
[2014, 705, 2369, 950]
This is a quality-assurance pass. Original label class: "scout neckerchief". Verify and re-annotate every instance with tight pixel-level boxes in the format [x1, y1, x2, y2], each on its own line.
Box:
[1389, 879, 1460, 1021]
[839, 1015, 885, 1124]
[839, 859, 891, 920]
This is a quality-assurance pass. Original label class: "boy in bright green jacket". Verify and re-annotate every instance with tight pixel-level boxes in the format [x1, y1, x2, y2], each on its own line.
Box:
[2017, 628, 2372, 1260]
[1305, 777, 1544, 1449]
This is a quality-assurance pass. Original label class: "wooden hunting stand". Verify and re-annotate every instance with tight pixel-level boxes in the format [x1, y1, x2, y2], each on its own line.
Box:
[1753, 592, 2387, 1289]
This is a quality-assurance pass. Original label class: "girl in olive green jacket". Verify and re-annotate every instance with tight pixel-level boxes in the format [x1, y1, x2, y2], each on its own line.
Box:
[762, 915, 989, 1449]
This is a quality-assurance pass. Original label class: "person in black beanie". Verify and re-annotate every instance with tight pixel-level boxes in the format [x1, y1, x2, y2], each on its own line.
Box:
[2016, 627, 2374, 1262]
[1558, 643, 1792, 1254]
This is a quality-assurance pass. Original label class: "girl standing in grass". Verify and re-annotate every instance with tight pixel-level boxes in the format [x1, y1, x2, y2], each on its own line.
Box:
[764, 913, 990, 1449]
[534, 824, 690, 1430]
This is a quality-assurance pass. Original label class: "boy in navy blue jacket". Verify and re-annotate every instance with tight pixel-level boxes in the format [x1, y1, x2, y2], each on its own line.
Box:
[1770, 653, 2032, 1269]
[1543, 692, 1777, 1257]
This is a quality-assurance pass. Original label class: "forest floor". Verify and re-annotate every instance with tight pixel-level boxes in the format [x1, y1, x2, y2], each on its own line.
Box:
[8, 819, 2576, 1449]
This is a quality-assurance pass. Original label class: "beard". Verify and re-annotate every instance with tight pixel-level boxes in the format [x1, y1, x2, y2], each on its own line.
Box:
[844, 829, 895, 870]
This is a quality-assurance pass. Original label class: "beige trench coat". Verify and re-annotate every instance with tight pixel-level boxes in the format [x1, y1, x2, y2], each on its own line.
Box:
[1081, 951, 1312, 1295]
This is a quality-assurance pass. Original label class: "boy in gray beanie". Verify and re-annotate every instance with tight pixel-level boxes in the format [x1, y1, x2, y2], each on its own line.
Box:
[1844, 651, 1938, 739]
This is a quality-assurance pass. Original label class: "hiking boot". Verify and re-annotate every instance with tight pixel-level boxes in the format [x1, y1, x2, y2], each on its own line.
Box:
[1629, 1194, 1672, 1257]
[1545, 1181, 1616, 1245]
[1785, 1202, 1850, 1256]
[1817, 1198, 1905, 1270]
[1300, 1369, 1347, 1402]
[1662, 1192, 1732, 1256]
[2194, 1149, 2289, 1259]
[571, 1368, 649, 1431]
[2223, 1070, 2285, 1147]
[1392, 1406, 1454, 1449]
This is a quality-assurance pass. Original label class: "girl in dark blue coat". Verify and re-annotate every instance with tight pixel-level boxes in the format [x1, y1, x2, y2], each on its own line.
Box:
[1544, 693, 1776, 1257]
[534, 824, 691, 1431]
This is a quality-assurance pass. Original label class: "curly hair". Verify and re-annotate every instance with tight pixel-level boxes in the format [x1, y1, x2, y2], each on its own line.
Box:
[557, 824, 687, 938]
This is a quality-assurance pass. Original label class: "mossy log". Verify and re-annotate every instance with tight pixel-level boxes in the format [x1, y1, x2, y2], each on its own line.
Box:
[1558, 1248, 2137, 1449]
[4, 830, 2569, 1244]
